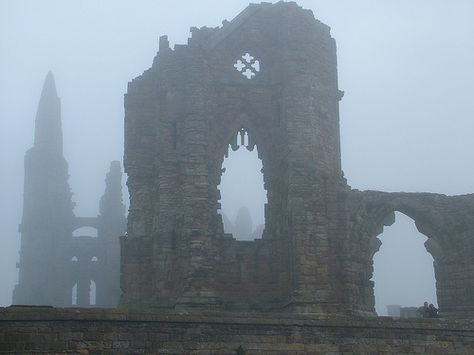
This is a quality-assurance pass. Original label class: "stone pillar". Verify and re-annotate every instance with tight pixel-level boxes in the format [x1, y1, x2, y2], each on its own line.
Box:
[173, 46, 220, 308]
[121, 65, 157, 307]
[277, 7, 343, 314]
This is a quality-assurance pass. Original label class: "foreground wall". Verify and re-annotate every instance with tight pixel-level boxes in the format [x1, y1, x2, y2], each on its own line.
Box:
[1, 307, 474, 354]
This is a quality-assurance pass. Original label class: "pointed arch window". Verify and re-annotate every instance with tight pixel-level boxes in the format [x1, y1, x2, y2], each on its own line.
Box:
[218, 127, 267, 240]
[372, 212, 437, 316]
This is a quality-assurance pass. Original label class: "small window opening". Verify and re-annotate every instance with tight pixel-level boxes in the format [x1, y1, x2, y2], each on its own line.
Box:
[89, 280, 96, 306]
[72, 283, 78, 306]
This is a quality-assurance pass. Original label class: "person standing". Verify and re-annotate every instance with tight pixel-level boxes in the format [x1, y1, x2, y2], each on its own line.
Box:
[417, 301, 430, 318]
[428, 304, 439, 318]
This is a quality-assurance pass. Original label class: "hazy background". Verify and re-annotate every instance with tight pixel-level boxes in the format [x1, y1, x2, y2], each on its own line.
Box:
[1, 0, 473, 315]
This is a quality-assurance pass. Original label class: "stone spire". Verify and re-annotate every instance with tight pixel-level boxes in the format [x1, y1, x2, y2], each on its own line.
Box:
[13, 72, 74, 306]
[34, 71, 62, 151]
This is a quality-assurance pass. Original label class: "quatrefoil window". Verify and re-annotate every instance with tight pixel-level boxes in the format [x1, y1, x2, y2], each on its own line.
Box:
[233, 52, 260, 79]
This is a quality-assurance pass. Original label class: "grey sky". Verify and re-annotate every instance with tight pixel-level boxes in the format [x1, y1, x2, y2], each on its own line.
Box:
[1, 0, 473, 314]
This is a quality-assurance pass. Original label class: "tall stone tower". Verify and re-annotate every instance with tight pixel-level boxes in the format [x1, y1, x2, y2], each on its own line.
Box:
[13, 72, 126, 307]
[122, 2, 474, 318]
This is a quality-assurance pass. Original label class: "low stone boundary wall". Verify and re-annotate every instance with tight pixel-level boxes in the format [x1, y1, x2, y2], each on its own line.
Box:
[1, 306, 474, 354]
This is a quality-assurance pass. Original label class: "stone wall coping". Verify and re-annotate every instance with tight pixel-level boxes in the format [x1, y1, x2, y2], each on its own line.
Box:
[2, 306, 473, 332]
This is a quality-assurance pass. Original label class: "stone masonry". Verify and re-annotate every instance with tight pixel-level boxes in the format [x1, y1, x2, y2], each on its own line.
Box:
[2, 306, 474, 354]
[121, 1, 474, 318]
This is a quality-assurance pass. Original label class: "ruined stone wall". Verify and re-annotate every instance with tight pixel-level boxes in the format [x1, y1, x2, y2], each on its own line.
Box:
[15, 159, 125, 309]
[344, 190, 474, 318]
[122, 1, 474, 317]
[122, 1, 349, 313]
[2, 307, 474, 354]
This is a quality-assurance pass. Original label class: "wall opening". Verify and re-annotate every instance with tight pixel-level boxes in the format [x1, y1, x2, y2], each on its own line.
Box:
[71, 283, 77, 306]
[218, 128, 267, 240]
[372, 212, 437, 316]
[73, 226, 98, 238]
[89, 280, 96, 306]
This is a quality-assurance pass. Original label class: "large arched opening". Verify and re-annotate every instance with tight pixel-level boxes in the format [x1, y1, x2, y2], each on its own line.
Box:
[372, 212, 437, 316]
[218, 127, 267, 241]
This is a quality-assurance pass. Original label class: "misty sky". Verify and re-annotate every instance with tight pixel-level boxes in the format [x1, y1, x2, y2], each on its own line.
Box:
[1, 0, 473, 315]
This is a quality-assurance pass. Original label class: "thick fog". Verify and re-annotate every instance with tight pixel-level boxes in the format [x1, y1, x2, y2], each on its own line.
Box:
[1, 0, 473, 315]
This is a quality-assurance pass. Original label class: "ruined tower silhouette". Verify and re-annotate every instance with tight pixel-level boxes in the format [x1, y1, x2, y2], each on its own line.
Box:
[13, 72, 126, 307]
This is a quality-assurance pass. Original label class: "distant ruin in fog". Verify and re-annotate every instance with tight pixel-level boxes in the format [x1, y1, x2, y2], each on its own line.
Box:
[13, 72, 126, 307]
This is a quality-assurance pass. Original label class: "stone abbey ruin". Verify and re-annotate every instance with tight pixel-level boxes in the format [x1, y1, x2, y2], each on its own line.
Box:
[13, 72, 126, 308]
[4, 2, 474, 353]
[121, 1, 474, 318]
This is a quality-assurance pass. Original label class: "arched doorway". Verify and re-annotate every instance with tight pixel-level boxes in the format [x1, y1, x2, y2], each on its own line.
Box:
[372, 212, 437, 316]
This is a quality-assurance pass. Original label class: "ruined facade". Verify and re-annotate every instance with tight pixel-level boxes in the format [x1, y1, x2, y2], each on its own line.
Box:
[13, 72, 126, 308]
[122, 2, 474, 317]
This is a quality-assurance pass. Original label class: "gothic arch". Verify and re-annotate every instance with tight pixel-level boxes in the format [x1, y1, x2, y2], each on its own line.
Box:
[370, 210, 440, 312]
[367, 208, 444, 262]
[216, 124, 268, 238]
[347, 190, 474, 317]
